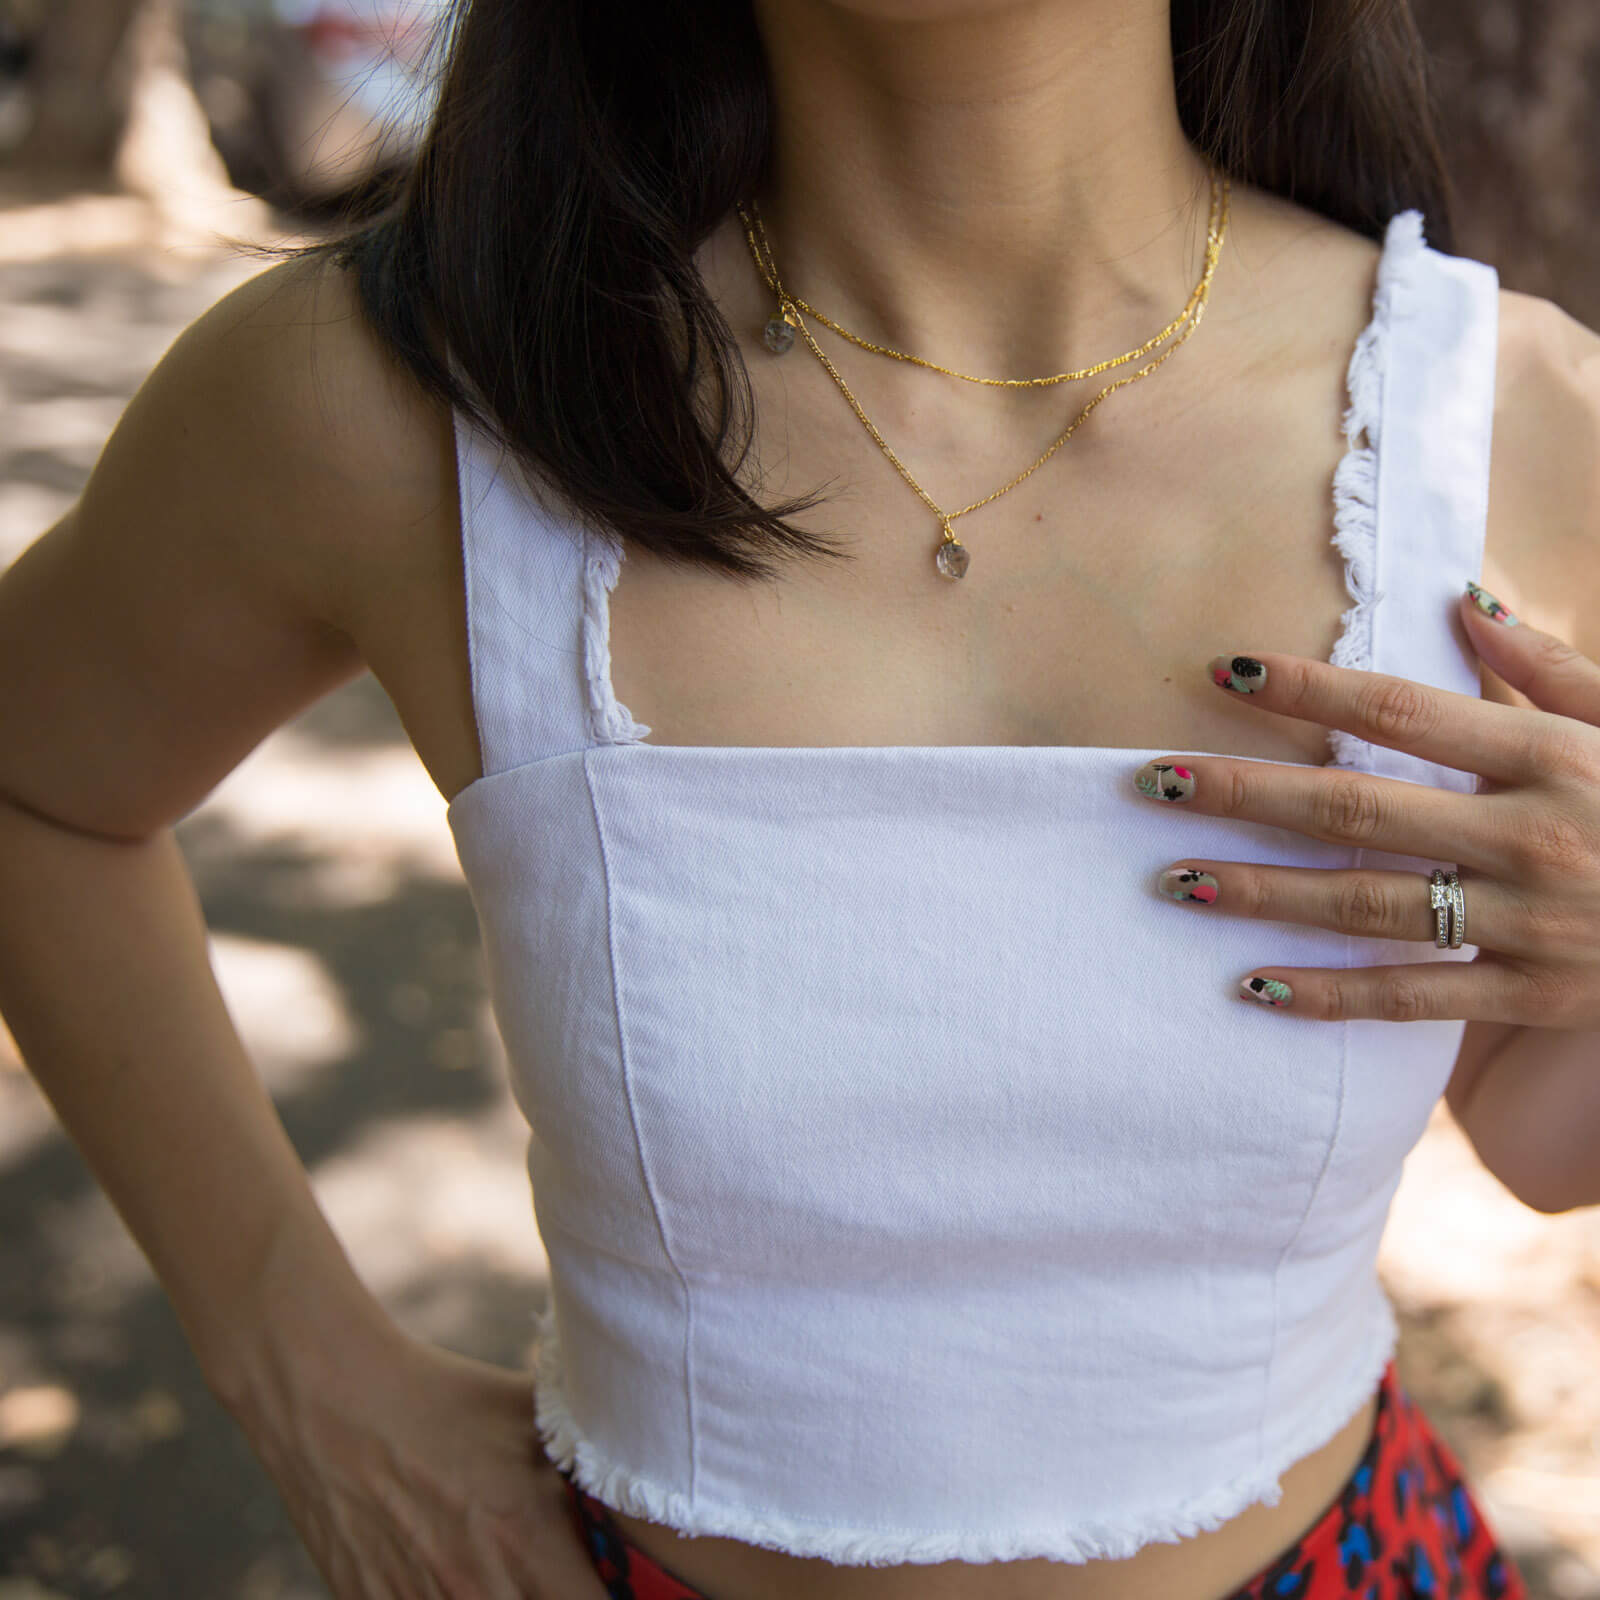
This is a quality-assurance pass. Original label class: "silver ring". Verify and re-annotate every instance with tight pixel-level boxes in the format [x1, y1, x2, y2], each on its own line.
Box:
[1429, 869, 1450, 947]
[1428, 868, 1467, 948]
[1445, 871, 1466, 949]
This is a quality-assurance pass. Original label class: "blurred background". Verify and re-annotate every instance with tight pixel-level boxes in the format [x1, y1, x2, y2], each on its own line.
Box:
[0, 1, 1597, 1596]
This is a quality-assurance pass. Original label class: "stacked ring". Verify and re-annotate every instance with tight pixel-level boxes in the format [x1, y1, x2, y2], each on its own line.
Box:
[1428, 869, 1467, 949]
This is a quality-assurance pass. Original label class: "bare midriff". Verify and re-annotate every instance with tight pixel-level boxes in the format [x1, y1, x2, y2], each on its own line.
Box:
[602, 1385, 1380, 1600]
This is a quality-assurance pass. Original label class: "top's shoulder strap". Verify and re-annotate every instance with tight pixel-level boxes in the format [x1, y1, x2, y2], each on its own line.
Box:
[454, 404, 646, 776]
[1337, 212, 1499, 793]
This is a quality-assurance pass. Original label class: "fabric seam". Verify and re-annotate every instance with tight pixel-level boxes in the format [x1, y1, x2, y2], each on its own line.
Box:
[580, 749, 697, 1501]
[1250, 212, 1418, 1470]
[1251, 1003, 1354, 1486]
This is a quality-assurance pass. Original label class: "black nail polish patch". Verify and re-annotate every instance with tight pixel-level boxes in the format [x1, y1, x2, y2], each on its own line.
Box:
[1209, 655, 1267, 694]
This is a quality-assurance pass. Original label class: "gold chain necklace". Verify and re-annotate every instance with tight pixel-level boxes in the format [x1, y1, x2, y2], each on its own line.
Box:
[738, 165, 1223, 388]
[739, 173, 1230, 580]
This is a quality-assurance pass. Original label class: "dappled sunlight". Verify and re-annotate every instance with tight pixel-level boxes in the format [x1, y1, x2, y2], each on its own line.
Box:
[0, 221, 278, 570]
[0, 1383, 80, 1455]
[189, 723, 459, 904]
[1381, 1103, 1600, 1579]
[307, 1063, 550, 1303]
[208, 931, 361, 1092]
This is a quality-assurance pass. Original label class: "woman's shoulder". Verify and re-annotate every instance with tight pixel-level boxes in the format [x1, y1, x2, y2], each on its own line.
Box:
[1481, 286, 1600, 665]
[1231, 181, 1600, 688]
[1494, 284, 1599, 430]
[0, 246, 469, 838]
[164, 248, 461, 627]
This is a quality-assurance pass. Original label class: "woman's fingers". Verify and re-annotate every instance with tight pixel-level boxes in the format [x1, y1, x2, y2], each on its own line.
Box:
[1155, 860, 1530, 948]
[1238, 954, 1582, 1026]
[1134, 755, 1529, 877]
[1202, 648, 1596, 790]
[1158, 858, 1592, 968]
[515, 1471, 615, 1598]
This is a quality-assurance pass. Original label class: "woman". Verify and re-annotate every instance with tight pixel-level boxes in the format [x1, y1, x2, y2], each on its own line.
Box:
[2, 0, 1598, 1595]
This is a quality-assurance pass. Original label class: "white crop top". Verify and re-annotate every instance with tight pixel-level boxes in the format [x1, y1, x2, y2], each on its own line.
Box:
[444, 211, 1498, 1564]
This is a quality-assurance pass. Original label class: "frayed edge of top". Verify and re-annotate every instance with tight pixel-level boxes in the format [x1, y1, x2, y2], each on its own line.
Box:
[1325, 209, 1425, 771]
[527, 1299, 1398, 1568]
[579, 526, 652, 746]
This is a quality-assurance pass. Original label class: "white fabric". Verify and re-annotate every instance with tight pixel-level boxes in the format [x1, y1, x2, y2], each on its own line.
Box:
[445, 211, 1500, 1564]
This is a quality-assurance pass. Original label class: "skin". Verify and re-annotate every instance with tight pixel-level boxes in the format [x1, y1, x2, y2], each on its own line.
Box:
[1, 0, 1597, 1595]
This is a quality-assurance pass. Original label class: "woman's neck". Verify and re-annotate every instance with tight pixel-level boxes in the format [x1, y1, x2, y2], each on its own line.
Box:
[749, 0, 1214, 377]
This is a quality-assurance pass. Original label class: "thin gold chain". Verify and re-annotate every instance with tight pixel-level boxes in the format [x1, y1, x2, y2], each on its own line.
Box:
[750, 176, 1230, 556]
[737, 166, 1224, 389]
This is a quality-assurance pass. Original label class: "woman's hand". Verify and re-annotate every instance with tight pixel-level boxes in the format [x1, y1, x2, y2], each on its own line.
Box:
[1131, 580, 1600, 1024]
[229, 1322, 610, 1600]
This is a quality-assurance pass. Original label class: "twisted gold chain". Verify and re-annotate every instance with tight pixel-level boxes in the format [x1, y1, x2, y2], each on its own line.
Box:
[736, 165, 1223, 388]
[739, 171, 1231, 579]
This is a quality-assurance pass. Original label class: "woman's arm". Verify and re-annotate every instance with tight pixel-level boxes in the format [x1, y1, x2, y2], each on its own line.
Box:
[0, 251, 444, 1409]
[1447, 1023, 1600, 1215]
[0, 254, 619, 1596]
[1441, 290, 1600, 1215]
[0, 797, 399, 1407]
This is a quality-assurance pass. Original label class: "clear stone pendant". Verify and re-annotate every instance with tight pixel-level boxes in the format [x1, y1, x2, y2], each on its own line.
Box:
[934, 523, 969, 580]
[762, 304, 798, 355]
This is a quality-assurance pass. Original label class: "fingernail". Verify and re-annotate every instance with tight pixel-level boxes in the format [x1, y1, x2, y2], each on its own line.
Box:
[1464, 580, 1518, 625]
[1208, 654, 1268, 693]
[1134, 760, 1196, 802]
[1239, 976, 1293, 1007]
[1158, 866, 1219, 903]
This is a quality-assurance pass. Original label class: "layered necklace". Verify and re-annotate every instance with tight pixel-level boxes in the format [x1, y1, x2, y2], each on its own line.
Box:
[735, 166, 1230, 580]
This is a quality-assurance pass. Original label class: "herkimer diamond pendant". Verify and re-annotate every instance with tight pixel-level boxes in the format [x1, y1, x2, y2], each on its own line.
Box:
[935, 522, 970, 581]
[762, 304, 798, 355]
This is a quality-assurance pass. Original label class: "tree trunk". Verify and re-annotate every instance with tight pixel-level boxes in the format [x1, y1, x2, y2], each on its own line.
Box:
[11, 0, 271, 240]
[1413, 0, 1600, 327]
[11, 0, 143, 174]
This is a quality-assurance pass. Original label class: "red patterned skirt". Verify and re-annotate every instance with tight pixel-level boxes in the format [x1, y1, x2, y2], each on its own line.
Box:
[562, 1358, 1527, 1600]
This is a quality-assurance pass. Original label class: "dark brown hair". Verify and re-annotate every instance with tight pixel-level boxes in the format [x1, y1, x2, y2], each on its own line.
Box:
[272, 0, 1455, 581]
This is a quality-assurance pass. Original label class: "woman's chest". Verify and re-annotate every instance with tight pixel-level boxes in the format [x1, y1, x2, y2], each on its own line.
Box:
[602, 381, 1365, 769]
[353, 286, 1557, 805]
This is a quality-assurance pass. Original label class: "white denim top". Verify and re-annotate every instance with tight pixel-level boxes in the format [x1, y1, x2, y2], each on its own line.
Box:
[445, 212, 1499, 1564]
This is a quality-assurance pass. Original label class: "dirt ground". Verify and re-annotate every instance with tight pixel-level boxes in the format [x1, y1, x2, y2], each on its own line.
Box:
[0, 186, 1596, 1599]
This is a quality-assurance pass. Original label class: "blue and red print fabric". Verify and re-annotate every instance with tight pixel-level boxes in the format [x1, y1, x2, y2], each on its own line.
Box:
[1237, 1360, 1525, 1600]
[562, 1358, 1527, 1600]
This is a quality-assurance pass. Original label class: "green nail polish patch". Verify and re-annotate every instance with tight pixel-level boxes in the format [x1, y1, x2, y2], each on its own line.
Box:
[1134, 761, 1196, 802]
[1240, 976, 1292, 1008]
[1464, 580, 1518, 625]
[1158, 867, 1219, 903]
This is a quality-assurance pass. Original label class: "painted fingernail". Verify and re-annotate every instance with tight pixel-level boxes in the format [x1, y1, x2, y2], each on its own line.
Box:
[1158, 866, 1220, 903]
[1134, 760, 1196, 802]
[1209, 654, 1268, 693]
[1239, 976, 1293, 1007]
[1464, 580, 1518, 625]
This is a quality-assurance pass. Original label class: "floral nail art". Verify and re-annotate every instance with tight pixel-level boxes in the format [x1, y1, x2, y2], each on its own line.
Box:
[1240, 976, 1293, 1007]
[1209, 654, 1268, 693]
[1464, 580, 1518, 625]
[1159, 867, 1219, 903]
[1134, 761, 1196, 802]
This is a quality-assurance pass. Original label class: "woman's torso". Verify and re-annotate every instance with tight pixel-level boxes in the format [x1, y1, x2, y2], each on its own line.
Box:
[318, 182, 1542, 1599]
